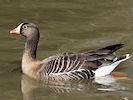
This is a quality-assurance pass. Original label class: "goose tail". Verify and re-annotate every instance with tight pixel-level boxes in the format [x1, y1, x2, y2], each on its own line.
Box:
[94, 54, 130, 77]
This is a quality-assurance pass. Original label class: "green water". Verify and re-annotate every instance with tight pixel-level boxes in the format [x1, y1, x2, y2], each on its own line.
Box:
[0, 0, 133, 100]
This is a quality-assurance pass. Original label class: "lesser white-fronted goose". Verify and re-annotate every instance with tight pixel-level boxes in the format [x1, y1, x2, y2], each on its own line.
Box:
[10, 23, 130, 81]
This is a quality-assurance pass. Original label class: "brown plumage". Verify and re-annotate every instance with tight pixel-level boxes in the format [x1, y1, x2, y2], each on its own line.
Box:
[10, 23, 130, 81]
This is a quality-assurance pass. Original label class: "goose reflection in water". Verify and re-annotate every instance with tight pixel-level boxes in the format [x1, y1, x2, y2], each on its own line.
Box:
[21, 74, 131, 100]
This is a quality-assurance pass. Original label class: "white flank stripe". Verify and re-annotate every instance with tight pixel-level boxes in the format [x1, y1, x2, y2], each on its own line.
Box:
[50, 69, 86, 76]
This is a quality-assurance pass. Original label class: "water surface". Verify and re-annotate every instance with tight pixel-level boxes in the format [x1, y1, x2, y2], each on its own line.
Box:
[0, 0, 133, 100]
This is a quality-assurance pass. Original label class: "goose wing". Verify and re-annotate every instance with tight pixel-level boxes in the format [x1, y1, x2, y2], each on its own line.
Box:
[37, 44, 125, 80]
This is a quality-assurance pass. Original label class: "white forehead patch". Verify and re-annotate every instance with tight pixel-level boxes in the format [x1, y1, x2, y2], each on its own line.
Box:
[16, 23, 23, 33]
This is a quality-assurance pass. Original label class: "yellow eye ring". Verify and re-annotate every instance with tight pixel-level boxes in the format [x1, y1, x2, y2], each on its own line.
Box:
[22, 25, 27, 29]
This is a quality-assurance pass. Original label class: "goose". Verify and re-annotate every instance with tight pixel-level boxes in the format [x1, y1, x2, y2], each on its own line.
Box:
[10, 23, 130, 81]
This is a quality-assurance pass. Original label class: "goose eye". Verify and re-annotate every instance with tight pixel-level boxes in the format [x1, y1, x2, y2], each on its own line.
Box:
[22, 25, 27, 29]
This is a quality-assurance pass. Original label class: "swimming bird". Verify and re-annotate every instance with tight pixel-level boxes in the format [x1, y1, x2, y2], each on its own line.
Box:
[10, 23, 130, 81]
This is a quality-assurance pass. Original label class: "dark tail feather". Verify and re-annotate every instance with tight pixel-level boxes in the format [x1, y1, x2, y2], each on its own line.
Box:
[115, 54, 130, 62]
[99, 44, 124, 53]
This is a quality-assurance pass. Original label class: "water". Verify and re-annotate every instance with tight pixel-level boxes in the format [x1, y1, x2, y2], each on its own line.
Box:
[0, 0, 133, 100]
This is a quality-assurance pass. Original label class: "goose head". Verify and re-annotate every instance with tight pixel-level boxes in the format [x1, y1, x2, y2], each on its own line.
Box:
[10, 23, 39, 39]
